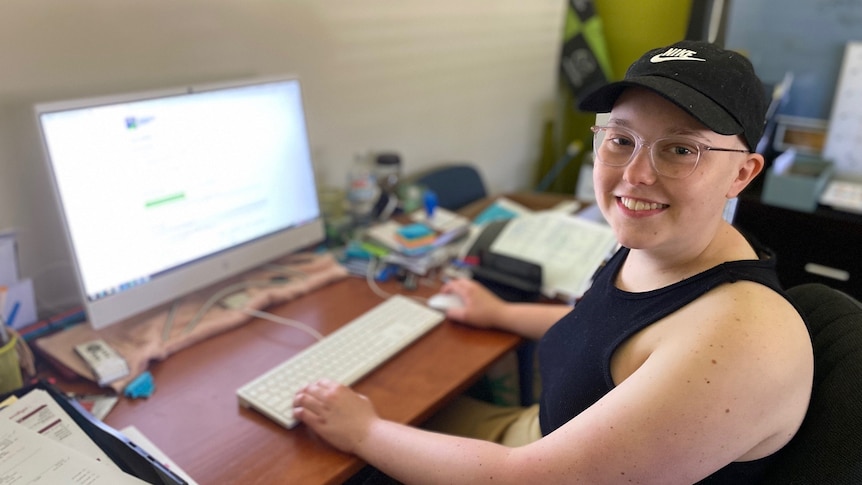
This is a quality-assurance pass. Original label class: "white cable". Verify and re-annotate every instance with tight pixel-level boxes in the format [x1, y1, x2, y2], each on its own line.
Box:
[182, 279, 279, 335]
[162, 298, 181, 342]
[240, 307, 324, 341]
[365, 257, 394, 300]
[365, 257, 429, 305]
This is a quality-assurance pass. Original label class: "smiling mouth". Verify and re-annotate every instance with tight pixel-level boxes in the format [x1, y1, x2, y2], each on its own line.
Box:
[619, 197, 669, 211]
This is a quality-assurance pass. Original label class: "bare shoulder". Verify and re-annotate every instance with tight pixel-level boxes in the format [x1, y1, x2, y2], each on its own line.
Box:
[514, 280, 814, 483]
[668, 280, 814, 455]
[673, 280, 812, 382]
[623, 280, 813, 460]
[627, 277, 812, 371]
[692, 280, 809, 349]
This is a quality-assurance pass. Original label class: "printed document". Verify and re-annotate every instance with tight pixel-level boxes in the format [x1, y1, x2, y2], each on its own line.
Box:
[0, 388, 146, 483]
[0, 421, 147, 484]
[0, 388, 117, 468]
[490, 212, 617, 301]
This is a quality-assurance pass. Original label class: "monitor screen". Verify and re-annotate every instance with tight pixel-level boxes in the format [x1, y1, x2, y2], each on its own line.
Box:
[36, 76, 325, 330]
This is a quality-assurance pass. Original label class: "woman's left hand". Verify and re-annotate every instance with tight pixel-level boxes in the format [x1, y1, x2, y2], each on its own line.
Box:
[293, 379, 377, 453]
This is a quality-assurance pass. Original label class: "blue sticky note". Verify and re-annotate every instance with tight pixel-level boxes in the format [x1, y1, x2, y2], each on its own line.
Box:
[473, 203, 519, 226]
[396, 223, 434, 240]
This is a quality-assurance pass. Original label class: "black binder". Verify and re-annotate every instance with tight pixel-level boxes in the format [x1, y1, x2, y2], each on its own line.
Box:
[465, 219, 543, 302]
[2, 380, 187, 485]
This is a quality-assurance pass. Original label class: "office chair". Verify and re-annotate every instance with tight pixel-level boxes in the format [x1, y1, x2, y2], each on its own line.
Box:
[412, 163, 488, 211]
[760, 283, 862, 484]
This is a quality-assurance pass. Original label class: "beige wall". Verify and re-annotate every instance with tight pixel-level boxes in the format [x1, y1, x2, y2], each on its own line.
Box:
[0, 1, 566, 315]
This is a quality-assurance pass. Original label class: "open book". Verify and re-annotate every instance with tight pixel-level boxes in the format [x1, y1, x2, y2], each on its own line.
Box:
[488, 211, 617, 302]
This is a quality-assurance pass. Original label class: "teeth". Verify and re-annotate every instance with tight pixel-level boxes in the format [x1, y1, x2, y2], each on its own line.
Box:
[621, 197, 667, 211]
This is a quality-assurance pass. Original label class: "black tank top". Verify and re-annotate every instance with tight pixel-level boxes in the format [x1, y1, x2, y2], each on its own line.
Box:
[537, 245, 787, 484]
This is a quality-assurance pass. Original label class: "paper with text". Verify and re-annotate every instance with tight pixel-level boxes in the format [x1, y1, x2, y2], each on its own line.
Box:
[0, 388, 118, 469]
[490, 212, 617, 300]
[824, 41, 862, 176]
[0, 419, 147, 484]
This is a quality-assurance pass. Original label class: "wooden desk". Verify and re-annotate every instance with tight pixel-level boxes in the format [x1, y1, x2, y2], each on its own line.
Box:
[459, 191, 580, 220]
[99, 277, 520, 484]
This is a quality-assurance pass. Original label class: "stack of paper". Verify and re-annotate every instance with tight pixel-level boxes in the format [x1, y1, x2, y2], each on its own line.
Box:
[366, 207, 471, 257]
[410, 207, 471, 235]
[0, 389, 147, 483]
[820, 179, 862, 213]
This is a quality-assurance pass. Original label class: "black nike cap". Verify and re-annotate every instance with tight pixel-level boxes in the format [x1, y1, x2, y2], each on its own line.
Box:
[578, 40, 767, 152]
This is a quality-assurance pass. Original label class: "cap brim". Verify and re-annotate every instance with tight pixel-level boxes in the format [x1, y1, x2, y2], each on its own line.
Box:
[578, 76, 743, 136]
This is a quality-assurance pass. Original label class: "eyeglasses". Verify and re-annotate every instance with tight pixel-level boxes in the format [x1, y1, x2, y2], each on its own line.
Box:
[590, 125, 750, 179]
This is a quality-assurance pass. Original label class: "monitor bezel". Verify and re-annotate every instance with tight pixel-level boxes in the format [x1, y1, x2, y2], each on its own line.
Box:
[35, 75, 325, 330]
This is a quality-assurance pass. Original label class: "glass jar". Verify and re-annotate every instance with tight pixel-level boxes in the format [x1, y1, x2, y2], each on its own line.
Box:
[374, 152, 402, 196]
[346, 152, 380, 227]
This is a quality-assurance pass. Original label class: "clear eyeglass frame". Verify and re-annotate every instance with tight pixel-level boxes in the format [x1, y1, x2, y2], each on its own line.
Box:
[590, 125, 750, 179]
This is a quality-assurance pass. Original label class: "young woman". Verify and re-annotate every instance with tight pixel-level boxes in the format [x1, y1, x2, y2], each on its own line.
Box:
[293, 40, 814, 484]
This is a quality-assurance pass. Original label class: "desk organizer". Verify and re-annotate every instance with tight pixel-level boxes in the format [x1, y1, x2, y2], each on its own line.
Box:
[762, 156, 833, 212]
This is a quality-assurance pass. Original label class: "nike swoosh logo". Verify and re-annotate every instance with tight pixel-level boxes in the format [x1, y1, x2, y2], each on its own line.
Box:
[650, 54, 706, 63]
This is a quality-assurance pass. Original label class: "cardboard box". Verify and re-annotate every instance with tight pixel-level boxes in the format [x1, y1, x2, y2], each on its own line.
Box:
[762, 156, 833, 212]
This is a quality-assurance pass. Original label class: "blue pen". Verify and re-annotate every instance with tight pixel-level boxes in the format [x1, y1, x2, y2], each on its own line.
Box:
[6, 301, 19, 327]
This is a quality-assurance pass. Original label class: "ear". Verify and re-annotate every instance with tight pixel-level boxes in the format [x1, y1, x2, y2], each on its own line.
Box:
[726, 152, 764, 198]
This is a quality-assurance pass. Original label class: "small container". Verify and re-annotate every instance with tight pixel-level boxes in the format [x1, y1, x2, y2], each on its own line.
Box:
[399, 184, 423, 214]
[318, 186, 352, 245]
[375, 152, 402, 196]
[0, 333, 22, 394]
[762, 155, 833, 213]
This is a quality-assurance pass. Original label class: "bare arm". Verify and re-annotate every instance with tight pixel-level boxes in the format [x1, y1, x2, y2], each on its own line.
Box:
[294, 282, 813, 484]
[293, 379, 517, 483]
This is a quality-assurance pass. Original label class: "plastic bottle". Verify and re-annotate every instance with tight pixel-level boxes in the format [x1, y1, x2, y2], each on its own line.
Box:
[346, 152, 380, 227]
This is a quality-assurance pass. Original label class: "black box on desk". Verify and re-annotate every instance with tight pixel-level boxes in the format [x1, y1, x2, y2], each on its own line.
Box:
[762, 155, 833, 212]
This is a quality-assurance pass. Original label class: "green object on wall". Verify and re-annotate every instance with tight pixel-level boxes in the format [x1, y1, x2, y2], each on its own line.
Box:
[534, 0, 694, 195]
[595, 0, 693, 81]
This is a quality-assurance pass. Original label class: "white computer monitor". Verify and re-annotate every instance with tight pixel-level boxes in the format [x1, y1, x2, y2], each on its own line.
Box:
[35, 76, 325, 330]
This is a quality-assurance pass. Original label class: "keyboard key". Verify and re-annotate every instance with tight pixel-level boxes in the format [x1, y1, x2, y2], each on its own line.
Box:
[237, 295, 444, 428]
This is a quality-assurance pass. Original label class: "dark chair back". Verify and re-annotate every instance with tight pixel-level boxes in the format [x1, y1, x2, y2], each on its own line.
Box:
[761, 283, 862, 484]
[413, 164, 488, 211]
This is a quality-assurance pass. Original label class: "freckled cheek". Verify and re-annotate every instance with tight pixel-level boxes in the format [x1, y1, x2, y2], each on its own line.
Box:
[592, 164, 620, 196]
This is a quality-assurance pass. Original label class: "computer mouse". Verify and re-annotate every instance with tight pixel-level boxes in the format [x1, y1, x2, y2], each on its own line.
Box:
[427, 293, 465, 311]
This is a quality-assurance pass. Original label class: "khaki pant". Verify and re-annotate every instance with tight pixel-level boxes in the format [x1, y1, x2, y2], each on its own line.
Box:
[422, 396, 542, 447]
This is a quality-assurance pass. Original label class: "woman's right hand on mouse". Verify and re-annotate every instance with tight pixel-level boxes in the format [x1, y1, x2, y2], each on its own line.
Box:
[438, 278, 506, 329]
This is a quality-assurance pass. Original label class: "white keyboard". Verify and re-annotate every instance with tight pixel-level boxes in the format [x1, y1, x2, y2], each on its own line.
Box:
[237, 294, 445, 428]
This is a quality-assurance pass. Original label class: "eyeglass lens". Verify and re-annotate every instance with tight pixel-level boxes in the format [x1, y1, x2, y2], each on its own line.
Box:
[593, 127, 702, 179]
